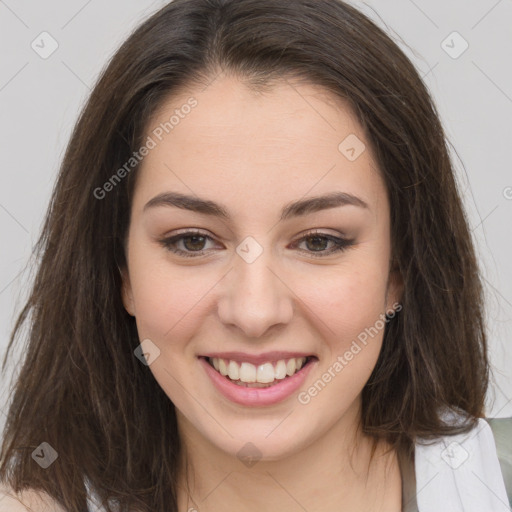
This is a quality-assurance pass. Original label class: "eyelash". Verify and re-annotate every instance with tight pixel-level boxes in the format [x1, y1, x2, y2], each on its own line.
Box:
[158, 229, 354, 258]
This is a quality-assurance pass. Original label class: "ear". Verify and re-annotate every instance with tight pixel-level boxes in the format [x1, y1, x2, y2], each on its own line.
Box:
[120, 266, 136, 317]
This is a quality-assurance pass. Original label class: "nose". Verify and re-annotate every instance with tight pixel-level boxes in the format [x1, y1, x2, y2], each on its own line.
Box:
[217, 246, 294, 339]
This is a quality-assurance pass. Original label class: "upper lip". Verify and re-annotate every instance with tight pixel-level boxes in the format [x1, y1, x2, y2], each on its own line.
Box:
[200, 351, 316, 365]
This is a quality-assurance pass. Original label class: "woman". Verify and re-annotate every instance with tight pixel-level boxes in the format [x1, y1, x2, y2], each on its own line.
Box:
[1, 0, 510, 511]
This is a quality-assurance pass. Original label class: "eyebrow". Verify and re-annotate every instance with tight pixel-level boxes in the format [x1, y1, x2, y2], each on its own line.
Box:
[143, 191, 369, 221]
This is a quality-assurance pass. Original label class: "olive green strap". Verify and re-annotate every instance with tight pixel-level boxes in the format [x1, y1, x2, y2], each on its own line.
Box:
[485, 417, 512, 509]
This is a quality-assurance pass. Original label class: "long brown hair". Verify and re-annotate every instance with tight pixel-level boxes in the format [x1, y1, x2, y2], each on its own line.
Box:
[0, 0, 489, 510]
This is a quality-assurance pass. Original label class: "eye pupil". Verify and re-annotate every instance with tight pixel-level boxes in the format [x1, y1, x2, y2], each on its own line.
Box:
[305, 236, 328, 252]
[184, 235, 206, 251]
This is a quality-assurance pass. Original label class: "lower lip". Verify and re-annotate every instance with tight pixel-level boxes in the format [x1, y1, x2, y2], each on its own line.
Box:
[199, 357, 316, 407]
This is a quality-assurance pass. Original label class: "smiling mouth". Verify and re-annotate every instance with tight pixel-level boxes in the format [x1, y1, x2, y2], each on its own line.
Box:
[202, 355, 317, 388]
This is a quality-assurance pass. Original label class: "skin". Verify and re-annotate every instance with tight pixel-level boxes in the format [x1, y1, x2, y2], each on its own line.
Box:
[121, 73, 403, 512]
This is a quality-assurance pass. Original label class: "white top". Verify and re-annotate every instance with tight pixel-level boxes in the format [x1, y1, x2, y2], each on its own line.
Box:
[414, 408, 511, 511]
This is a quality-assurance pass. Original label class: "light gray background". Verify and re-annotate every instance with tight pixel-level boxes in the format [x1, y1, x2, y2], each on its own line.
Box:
[1, 0, 511, 441]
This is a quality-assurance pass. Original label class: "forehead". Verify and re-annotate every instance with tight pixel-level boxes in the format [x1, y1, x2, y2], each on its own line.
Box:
[132, 75, 387, 218]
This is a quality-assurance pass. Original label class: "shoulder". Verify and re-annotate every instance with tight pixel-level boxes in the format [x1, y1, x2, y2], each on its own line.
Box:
[0, 484, 67, 512]
[413, 408, 512, 511]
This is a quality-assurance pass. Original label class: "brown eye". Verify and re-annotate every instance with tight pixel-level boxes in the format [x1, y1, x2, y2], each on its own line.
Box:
[293, 231, 354, 258]
[159, 230, 218, 258]
[303, 235, 330, 252]
[181, 235, 207, 251]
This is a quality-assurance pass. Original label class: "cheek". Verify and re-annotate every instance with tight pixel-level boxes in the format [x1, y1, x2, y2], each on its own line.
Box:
[130, 268, 204, 340]
[295, 258, 389, 343]
[127, 239, 220, 349]
[126, 241, 176, 332]
[293, 268, 388, 412]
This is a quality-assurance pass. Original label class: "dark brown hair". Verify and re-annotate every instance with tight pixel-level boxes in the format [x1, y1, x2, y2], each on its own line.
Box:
[0, 0, 489, 510]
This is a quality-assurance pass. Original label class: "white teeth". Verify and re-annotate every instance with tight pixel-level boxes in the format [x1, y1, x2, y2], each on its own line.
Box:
[275, 360, 287, 379]
[218, 359, 228, 376]
[286, 358, 297, 376]
[257, 362, 275, 383]
[209, 356, 309, 384]
[227, 360, 239, 380]
[239, 362, 256, 383]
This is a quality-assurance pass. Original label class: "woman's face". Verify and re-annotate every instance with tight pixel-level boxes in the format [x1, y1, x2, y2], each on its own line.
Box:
[122, 74, 401, 460]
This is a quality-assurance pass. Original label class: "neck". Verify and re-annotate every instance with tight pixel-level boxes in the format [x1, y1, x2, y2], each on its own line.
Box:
[175, 401, 402, 512]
